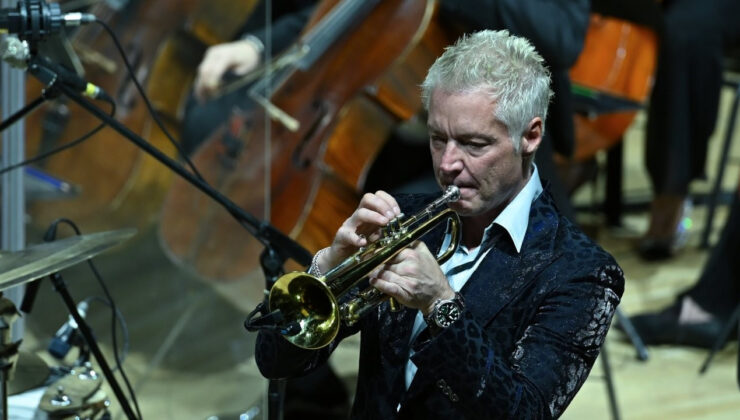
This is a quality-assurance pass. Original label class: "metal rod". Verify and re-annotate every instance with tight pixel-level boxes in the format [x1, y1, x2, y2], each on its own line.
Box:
[48, 272, 138, 420]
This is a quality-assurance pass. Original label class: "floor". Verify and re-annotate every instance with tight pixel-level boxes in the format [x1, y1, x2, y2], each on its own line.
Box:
[6, 85, 740, 419]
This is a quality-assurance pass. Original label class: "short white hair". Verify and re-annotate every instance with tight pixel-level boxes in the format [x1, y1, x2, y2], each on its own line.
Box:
[421, 30, 553, 150]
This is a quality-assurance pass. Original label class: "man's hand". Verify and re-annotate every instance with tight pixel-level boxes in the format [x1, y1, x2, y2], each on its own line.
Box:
[193, 39, 261, 102]
[318, 191, 401, 273]
[369, 241, 454, 314]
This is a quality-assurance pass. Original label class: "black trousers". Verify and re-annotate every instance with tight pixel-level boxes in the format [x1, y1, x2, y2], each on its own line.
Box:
[685, 193, 740, 322]
[645, 0, 740, 195]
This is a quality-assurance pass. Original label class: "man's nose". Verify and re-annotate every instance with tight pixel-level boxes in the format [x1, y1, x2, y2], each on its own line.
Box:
[439, 141, 463, 173]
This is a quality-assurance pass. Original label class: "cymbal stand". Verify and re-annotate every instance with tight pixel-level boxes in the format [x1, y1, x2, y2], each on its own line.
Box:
[0, 352, 13, 420]
[0, 296, 21, 420]
[47, 271, 138, 420]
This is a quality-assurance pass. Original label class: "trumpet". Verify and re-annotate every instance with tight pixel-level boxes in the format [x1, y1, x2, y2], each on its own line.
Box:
[268, 186, 461, 350]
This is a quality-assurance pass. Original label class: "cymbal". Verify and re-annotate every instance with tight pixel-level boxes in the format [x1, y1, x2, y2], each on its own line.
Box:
[0, 229, 137, 291]
[9, 351, 50, 396]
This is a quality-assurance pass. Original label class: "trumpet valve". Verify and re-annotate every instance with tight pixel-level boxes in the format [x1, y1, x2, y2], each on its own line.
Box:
[390, 214, 403, 232]
[340, 301, 361, 326]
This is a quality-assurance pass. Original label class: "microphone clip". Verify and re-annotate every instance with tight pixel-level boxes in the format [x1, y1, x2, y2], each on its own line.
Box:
[243, 303, 300, 337]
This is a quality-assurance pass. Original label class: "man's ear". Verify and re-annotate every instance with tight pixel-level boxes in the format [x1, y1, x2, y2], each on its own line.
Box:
[520, 117, 542, 157]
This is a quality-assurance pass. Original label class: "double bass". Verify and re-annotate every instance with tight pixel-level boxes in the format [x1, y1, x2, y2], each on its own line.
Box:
[24, 0, 257, 231]
[158, 0, 458, 311]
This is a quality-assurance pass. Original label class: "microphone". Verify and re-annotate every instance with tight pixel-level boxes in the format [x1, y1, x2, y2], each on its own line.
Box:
[0, 0, 95, 42]
[48, 300, 89, 359]
[29, 54, 113, 101]
[1, 36, 112, 101]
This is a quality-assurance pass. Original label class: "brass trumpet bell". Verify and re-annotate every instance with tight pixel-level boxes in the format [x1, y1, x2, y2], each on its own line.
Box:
[268, 271, 340, 349]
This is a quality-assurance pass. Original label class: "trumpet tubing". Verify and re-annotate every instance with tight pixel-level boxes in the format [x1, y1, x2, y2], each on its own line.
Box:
[269, 186, 461, 349]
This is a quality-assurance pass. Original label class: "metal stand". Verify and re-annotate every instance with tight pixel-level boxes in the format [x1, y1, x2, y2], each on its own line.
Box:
[260, 247, 287, 420]
[0, 361, 10, 420]
[700, 78, 740, 248]
[615, 308, 649, 361]
[699, 302, 740, 375]
[599, 344, 620, 420]
[1, 1, 29, 415]
[604, 142, 624, 227]
[47, 271, 137, 419]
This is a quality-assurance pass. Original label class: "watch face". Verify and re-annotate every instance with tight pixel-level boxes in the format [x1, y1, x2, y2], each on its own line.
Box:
[434, 301, 461, 328]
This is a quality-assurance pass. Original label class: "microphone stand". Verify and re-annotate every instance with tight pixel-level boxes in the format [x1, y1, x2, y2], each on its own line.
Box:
[259, 247, 288, 420]
[24, 52, 311, 420]
[0, 93, 48, 134]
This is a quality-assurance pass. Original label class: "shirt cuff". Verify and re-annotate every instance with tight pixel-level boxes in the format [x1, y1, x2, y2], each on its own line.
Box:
[240, 33, 265, 57]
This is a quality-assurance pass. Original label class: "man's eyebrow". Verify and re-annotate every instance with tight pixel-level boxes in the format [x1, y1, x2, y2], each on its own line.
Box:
[456, 132, 497, 143]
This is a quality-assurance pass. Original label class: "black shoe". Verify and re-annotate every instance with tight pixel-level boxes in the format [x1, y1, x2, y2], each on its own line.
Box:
[638, 199, 692, 261]
[636, 238, 675, 261]
[618, 303, 729, 349]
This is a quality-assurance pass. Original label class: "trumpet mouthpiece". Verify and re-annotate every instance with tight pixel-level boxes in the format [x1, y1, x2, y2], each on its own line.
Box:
[444, 185, 460, 202]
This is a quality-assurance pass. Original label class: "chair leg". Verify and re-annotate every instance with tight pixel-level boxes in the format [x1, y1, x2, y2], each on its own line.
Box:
[600, 344, 621, 420]
[605, 139, 624, 227]
[701, 80, 740, 248]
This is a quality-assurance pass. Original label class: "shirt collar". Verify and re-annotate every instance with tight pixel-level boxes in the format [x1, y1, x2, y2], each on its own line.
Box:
[490, 164, 543, 253]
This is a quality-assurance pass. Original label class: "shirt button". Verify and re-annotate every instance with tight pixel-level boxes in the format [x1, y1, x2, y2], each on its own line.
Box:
[437, 379, 447, 389]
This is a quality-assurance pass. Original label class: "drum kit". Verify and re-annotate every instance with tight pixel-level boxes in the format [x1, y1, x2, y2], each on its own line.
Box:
[0, 227, 136, 419]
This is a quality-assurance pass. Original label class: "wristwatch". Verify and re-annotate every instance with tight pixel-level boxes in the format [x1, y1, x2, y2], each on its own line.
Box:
[424, 292, 465, 334]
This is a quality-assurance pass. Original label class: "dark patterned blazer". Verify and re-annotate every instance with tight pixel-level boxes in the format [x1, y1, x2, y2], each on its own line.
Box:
[256, 189, 624, 419]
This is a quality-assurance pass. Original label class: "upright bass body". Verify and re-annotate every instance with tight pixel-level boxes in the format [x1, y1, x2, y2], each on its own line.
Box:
[24, 0, 257, 231]
[158, 0, 458, 311]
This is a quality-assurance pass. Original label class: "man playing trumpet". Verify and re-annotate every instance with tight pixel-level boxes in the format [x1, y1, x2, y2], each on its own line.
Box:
[256, 30, 624, 419]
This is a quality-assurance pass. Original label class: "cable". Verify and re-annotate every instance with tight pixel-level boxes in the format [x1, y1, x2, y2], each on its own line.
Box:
[0, 97, 115, 176]
[92, 19, 205, 183]
[44, 218, 143, 420]
[84, 295, 131, 366]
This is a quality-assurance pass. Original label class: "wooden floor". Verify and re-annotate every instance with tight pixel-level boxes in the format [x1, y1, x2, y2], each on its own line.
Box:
[9, 86, 740, 419]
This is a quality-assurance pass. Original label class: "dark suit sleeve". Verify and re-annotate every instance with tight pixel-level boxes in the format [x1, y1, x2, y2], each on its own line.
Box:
[255, 316, 362, 379]
[248, 4, 315, 56]
[411, 263, 623, 419]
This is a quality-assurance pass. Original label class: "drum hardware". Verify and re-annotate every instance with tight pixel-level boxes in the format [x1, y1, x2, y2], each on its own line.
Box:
[0, 227, 136, 419]
[7, 352, 50, 396]
[40, 363, 110, 419]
